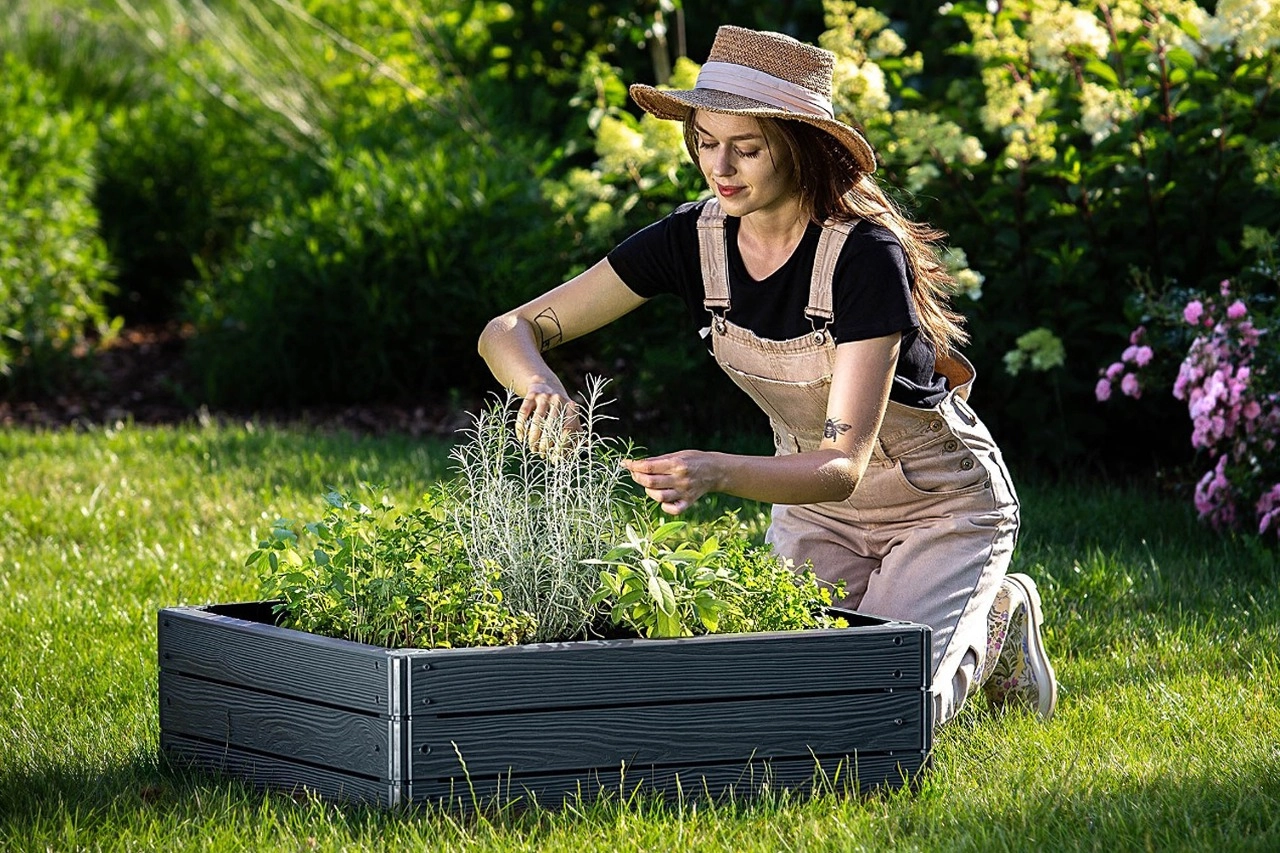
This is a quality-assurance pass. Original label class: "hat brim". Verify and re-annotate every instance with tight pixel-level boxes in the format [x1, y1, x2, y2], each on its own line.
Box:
[630, 83, 877, 174]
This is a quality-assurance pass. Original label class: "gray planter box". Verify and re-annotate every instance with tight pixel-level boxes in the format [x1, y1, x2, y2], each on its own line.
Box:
[158, 602, 932, 808]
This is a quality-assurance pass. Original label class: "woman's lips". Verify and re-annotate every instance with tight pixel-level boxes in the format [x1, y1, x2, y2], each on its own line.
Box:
[716, 183, 744, 197]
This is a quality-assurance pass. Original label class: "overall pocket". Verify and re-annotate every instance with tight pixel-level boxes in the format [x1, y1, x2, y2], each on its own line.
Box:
[892, 432, 991, 496]
[718, 363, 832, 435]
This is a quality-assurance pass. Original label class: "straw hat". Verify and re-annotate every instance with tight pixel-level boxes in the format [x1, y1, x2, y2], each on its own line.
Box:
[629, 25, 876, 174]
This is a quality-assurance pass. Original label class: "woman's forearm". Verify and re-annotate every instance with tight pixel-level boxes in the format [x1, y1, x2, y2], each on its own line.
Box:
[623, 446, 866, 515]
[477, 314, 568, 399]
[715, 448, 862, 504]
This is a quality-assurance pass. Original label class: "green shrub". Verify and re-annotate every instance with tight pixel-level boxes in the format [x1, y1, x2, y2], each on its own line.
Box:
[184, 129, 560, 407]
[0, 54, 114, 393]
[808, 0, 1280, 473]
[94, 88, 282, 323]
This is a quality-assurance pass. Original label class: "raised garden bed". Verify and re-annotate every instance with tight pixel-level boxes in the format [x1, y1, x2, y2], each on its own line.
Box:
[158, 601, 932, 808]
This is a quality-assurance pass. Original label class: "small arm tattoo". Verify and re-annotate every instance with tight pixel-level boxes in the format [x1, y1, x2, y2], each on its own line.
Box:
[533, 307, 564, 352]
[824, 418, 853, 440]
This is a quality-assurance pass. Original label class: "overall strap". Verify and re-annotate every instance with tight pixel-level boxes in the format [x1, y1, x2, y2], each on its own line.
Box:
[807, 218, 858, 328]
[697, 200, 731, 314]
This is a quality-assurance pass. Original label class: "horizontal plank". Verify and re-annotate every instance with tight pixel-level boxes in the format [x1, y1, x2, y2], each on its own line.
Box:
[412, 690, 926, 779]
[409, 750, 929, 810]
[158, 605, 396, 714]
[161, 733, 397, 807]
[406, 625, 929, 715]
[160, 671, 395, 780]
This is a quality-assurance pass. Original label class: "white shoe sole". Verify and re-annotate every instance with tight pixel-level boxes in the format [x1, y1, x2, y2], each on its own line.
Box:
[1005, 573, 1058, 721]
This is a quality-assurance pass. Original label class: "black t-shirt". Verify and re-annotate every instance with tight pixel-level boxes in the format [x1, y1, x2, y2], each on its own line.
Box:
[607, 200, 947, 408]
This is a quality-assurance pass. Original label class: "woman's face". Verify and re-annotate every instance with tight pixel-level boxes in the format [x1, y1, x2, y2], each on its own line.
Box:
[692, 111, 797, 219]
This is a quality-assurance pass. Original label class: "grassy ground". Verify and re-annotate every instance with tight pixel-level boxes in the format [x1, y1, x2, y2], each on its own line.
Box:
[1, 422, 1277, 852]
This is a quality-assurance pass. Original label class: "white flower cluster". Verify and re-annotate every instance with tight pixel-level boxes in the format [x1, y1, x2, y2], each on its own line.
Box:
[1200, 0, 1280, 59]
[832, 56, 890, 114]
[1079, 81, 1147, 143]
[1026, 1, 1111, 73]
[941, 247, 986, 301]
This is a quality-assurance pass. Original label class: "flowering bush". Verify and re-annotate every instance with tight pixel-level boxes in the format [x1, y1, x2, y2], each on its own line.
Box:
[1097, 229, 1280, 537]
[816, 0, 1280, 470]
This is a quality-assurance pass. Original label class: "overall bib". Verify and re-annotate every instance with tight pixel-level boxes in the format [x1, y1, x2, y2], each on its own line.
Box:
[696, 201, 1020, 724]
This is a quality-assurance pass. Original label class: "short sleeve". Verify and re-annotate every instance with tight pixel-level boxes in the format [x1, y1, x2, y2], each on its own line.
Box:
[606, 203, 704, 300]
[830, 225, 919, 344]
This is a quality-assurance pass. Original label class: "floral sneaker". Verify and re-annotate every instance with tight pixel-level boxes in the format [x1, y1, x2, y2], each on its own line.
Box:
[982, 573, 1058, 721]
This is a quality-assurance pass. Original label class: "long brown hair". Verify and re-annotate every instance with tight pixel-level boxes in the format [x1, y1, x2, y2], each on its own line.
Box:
[683, 114, 968, 354]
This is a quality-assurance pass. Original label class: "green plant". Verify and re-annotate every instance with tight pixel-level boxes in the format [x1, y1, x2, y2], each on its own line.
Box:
[0, 53, 115, 394]
[588, 518, 739, 638]
[184, 136, 559, 407]
[447, 377, 639, 642]
[590, 510, 848, 639]
[249, 485, 535, 649]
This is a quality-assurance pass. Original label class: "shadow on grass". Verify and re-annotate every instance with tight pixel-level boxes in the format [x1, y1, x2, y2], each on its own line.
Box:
[973, 751, 1280, 848]
[3, 746, 1279, 846]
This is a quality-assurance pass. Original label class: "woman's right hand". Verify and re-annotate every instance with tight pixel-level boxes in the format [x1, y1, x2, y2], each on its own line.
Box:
[515, 384, 582, 457]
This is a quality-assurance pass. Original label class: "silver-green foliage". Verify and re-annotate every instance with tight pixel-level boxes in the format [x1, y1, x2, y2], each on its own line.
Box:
[448, 377, 638, 642]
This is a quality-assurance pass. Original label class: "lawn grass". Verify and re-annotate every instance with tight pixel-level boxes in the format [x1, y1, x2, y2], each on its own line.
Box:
[1, 421, 1277, 852]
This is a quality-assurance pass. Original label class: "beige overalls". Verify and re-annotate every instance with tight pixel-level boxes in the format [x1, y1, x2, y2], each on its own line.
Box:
[696, 201, 1020, 724]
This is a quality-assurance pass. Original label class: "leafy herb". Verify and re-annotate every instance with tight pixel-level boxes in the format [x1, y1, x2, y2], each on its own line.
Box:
[590, 510, 847, 639]
[249, 485, 535, 649]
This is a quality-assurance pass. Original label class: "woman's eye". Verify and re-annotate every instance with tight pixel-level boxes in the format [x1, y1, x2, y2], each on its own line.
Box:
[736, 148, 760, 159]
[698, 139, 717, 150]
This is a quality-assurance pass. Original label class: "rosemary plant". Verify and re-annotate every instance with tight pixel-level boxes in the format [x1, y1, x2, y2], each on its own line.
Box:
[447, 377, 637, 642]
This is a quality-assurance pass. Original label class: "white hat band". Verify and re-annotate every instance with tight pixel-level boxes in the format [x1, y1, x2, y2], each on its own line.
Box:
[694, 61, 834, 120]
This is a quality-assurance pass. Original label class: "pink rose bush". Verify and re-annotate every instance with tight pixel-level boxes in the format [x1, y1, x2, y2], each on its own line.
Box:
[1099, 274, 1280, 538]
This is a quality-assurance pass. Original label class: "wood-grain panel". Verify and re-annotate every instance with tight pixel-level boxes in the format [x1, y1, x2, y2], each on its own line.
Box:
[409, 751, 928, 809]
[405, 626, 929, 715]
[161, 733, 395, 806]
[158, 606, 393, 714]
[412, 691, 925, 778]
[160, 671, 393, 778]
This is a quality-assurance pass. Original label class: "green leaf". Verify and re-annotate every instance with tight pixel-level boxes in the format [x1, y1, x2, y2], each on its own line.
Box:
[1084, 59, 1119, 87]
[647, 574, 677, 616]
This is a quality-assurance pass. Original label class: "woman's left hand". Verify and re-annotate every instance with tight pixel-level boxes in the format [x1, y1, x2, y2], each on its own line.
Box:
[622, 451, 721, 515]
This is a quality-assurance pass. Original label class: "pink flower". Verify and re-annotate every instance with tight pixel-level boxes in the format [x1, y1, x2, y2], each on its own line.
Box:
[1134, 345, 1153, 367]
[1227, 300, 1248, 320]
[1121, 345, 1138, 363]
[1257, 484, 1280, 535]
[1184, 300, 1204, 325]
[1095, 378, 1112, 401]
[1129, 325, 1146, 345]
[1220, 279, 1232, 296]
[1106, 361, 1125, 381]
[1121, 373, 1142, 398]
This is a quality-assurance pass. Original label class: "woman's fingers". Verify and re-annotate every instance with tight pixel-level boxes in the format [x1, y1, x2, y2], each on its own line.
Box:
[622, 453, 707, 515]
[515, 392, 582, 458]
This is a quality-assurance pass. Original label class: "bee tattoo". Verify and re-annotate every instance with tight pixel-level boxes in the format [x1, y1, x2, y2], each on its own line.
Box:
[824, 418, 853, 440]
[533, 307, 564, 352]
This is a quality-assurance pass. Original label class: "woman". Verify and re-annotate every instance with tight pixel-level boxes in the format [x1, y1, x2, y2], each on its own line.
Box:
[478, 25, 1056, 725]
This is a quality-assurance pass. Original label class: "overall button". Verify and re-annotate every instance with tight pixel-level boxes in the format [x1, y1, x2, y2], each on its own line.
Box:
[960, 457, 975, 470]
[943, 439, 959, 452]
[928, 419, 943, 432]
